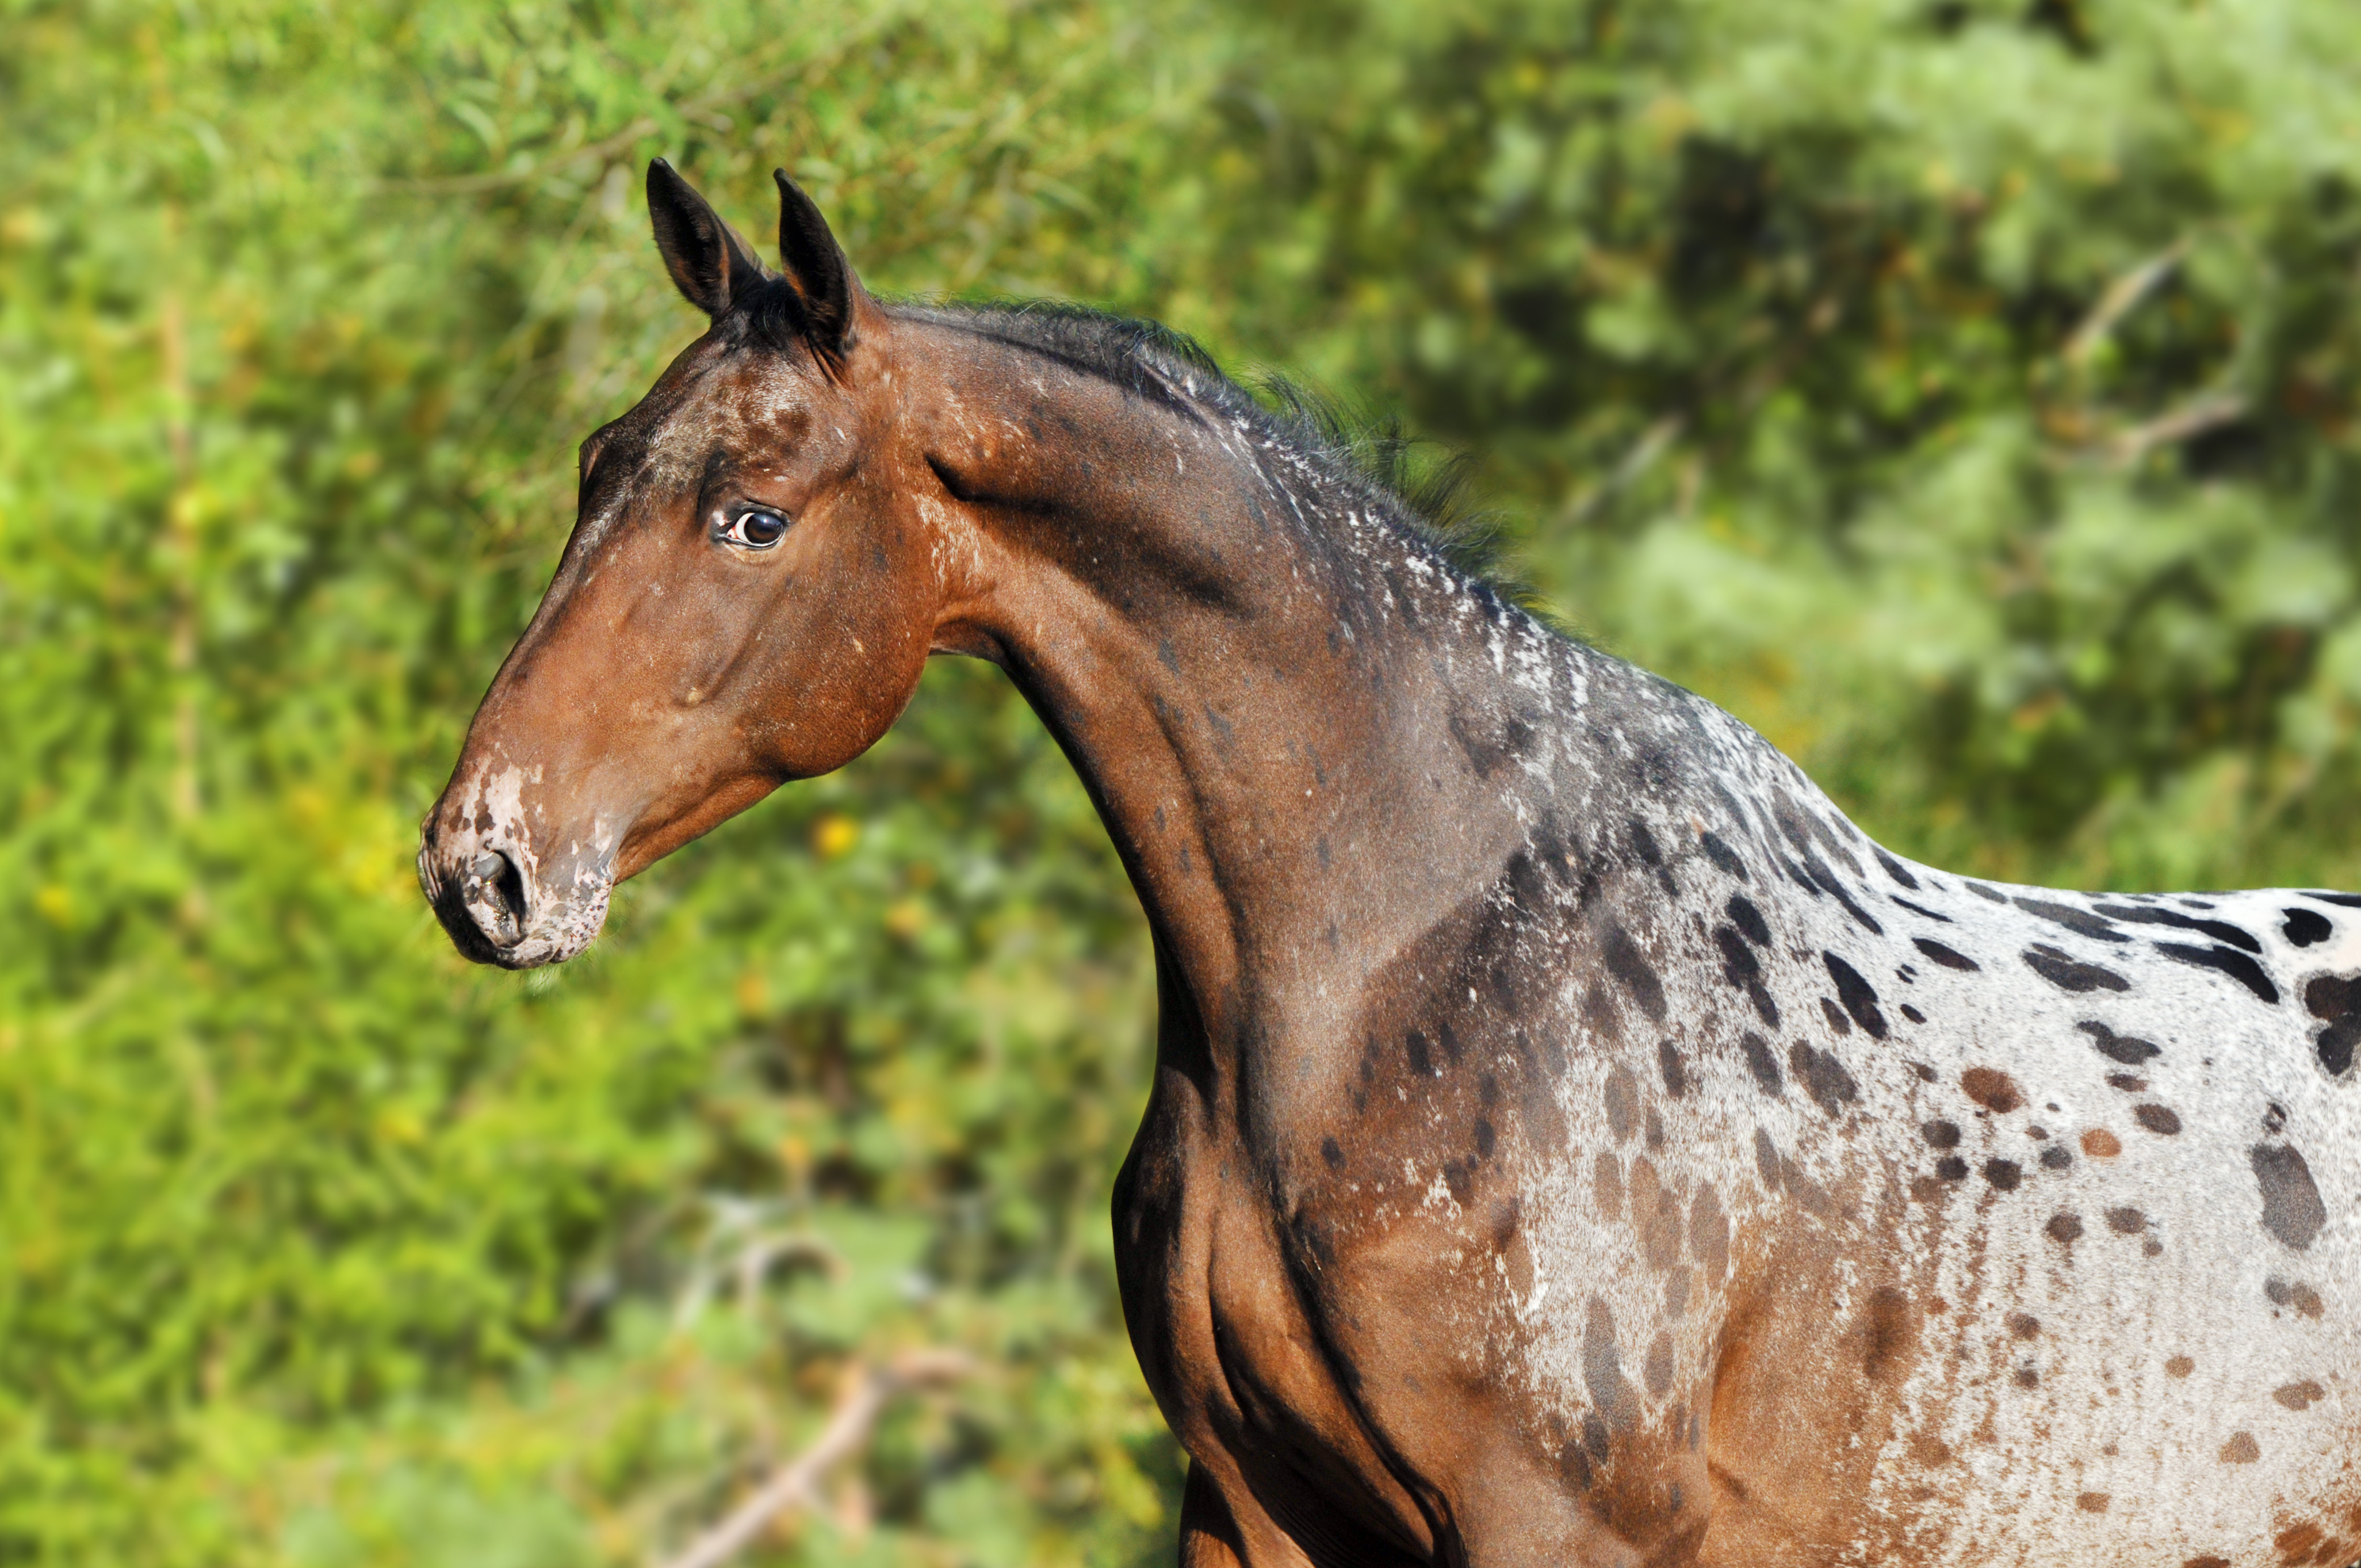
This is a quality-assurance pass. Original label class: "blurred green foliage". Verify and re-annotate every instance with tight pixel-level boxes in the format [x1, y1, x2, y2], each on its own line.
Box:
[1, 0, 2356, 1563]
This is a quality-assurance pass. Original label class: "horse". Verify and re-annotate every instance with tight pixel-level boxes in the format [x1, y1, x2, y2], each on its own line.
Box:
[418, 160, 2360, 1567]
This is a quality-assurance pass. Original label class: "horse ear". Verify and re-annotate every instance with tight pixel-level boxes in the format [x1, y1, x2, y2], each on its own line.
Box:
[774, 169, 860, 360]
[646, 158, 769, 319]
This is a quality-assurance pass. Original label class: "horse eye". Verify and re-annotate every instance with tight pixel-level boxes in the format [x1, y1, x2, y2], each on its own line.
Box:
[724, 508, 789, 549]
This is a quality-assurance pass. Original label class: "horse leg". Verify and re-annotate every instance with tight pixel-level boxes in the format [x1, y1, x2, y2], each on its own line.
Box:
[1179, 1460, 1312, 1568]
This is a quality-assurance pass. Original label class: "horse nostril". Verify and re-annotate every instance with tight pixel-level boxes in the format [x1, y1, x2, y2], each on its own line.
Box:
[466, 848, 528, 942]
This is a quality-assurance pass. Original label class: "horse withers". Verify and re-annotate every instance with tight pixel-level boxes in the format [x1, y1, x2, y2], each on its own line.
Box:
[419, 162, 2360, 1567]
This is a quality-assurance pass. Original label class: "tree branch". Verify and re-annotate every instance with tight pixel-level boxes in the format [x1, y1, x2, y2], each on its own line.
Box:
[654, 1351, 972, 1568]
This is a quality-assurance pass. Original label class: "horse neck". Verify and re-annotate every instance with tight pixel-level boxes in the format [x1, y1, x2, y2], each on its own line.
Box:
[906, 323, 1579, 1114]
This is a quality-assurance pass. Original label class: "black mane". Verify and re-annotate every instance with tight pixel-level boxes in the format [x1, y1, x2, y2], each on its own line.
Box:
[885, 299, 1541, 609]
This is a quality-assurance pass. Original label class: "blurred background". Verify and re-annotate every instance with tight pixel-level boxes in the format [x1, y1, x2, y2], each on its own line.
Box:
[3, 1, 2359, 1563]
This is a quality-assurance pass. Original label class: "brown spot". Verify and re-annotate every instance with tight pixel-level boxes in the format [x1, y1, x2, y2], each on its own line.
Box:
[2186, 1558, 2232, 1568]
[1863, 1287, 1914, 1383]
[2220, 1431, 2261, 1464]
[1594, 1151, 1625, 1220]
[2133, 1103, 2183, 1135]
[2077, 1492, 2110, 1513]
[2166, 1355, 2196, 1378]
[2081, 1129, 2122, 1158]
[2104, 1207, 2146, 1234]
[2275, 1379, 2326, 1411]
[1631, 1157, 1683, 1271]
[1911, 1175, 1947, 1205]
[1644, 1331, 1675, 1397]
[1984, 1158, 2022, 1191]
[2046, 1212, 2084, 1244]
[1663, 1267, 1692, 1319]
[1961, 1066, 2023, 1114]
[2012, 1365, 2039, 1389]
[2278, 1524, 2325, 1559]
[2006, 1312, 2041, 1340]
[1604, 1064, 1640, 1142]
[1908, 1432, 1953, 1467]
[2293, 1283, 2324, 1318]
[1690, 1186, 1729, 1286]
[2107, 1072, 2149, 1092]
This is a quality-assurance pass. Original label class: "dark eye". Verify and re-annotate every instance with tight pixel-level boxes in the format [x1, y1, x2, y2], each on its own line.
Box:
[721, 507, 789, 549]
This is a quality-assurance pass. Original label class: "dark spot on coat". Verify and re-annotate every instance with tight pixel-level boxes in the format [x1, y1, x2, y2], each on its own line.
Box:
[1474, 1118, 1497, 1160]
[2022, 944, 2132, 993]
[2076, 1493, 2110, 1514]
[1984, 1158, 2022, 1191]
[2155, 941, 2280, 1005]
[2077, 1019, 2161, 1065]
[1657, 1039, 1688, 1098]
[1320, 1137, 1345, 1171]
[2132, 1104, 2183, 1135]
[1922, 1120, 1962, 1149]
[2039, 1145, 2073, 1170]
[1823, 951, 1888, 1038]
[2283, 907, 2333, 947]
[1790, 1042, 1859, 1115]
[1900, 1004, 1926, 1024]
[1602, 921, 1667, 1021]
[1935, 1156, 1969, 1181]
[1961, 1066, 2024, 1114]
[2015, 897, 2129, 943]
[2184, 1558, 2230, 1568]
[2166, 1355, 2195, 1378]
[2250, 1144, 2326, 1250]
[1726, 895, 1770, 947]
[1690, 1187, 1730, 1286]
[1632, 1158, 1683, 1269]
[1594, 1152, 1625, 1219]
[1604, 1064, 1640, 1142]
[1912, 937, 1979, 971]
[1664, 1267, 1693, 1318]
[2219, 1432, 2260, 1464]
[1892, 896, 1953, 924]
[1966, 882, 2010, 903]
[1753, 1127, 1783, 1192]
[1644, 1332, 1675, 1397]
[1820, 996, 1853, 1037]
[2105, 1207, 2145, 1234]
[1444, 1159, 1473, 1204]
[1584, 1297, 1641, 1433]
[1700, 831, 1748, 881]
[1874, 849, 1920, 890]
[1583, 1412, 1612, 1462]
[1863, 1287, 1913, 1382]
[2046, 1212, 2084, 1243]
[2082, 1128, 2122, 1157]
[2303, 890, 2361, 908]
[1628, 821, 1661, 866]
[2272, 1379, 2326, 1410]
[2012, 1365, 2039, 1389]
[2303, 974, 2360, 1076]
[1406, 1030, 1433, 1077]
[2006, 1311, 2040, 1339]
[1740, 1031, 1784, 1096]
[2107, 1073, 2149, 1092]
[2093, 901, 2263, 953]
[2264, 1278, 2324, 1316]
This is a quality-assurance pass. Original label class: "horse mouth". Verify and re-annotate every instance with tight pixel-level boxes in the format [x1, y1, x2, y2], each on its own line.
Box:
[418, 839, 614, 970]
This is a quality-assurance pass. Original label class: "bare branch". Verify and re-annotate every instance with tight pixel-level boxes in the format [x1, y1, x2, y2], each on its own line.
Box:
[2063, 236, 2192, 368]
[1556, 414, 1686, 527]
[2107, 390, 2249, 467]
[654, 1351, 973, 1568]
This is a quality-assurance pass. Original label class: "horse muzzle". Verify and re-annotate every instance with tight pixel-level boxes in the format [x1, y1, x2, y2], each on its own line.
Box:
[416, 775, 616, 970]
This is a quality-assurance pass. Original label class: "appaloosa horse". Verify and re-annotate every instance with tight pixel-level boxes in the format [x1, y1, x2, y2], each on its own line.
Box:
[419, 162, 2360, 1567]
